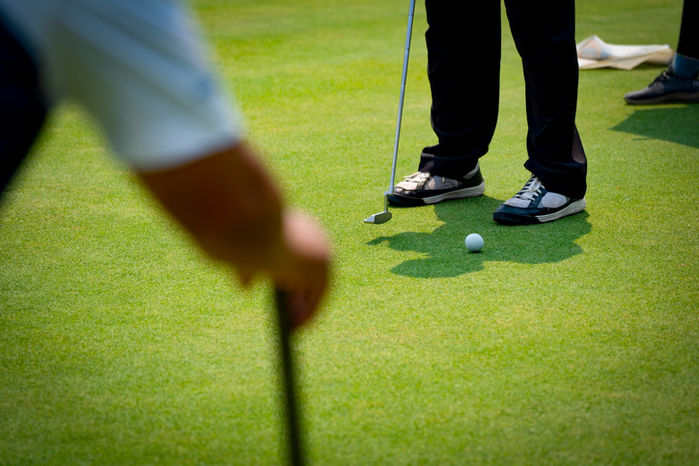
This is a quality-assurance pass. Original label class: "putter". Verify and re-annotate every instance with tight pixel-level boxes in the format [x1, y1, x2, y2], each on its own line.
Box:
[274, 289, 304, 466]
[364, 0, 416, 225]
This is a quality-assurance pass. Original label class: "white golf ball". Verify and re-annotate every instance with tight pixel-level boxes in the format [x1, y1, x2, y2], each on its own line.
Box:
[465, 233, 484, 252]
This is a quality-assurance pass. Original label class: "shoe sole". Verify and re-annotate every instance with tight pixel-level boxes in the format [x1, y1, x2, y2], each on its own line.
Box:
[625, 92, 699, 105]
[387, 181, 485, 207]
[494, 198, 586, 225]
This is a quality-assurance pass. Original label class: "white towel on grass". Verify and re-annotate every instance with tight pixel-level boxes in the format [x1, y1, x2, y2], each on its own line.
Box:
[576, 35, 673, 70]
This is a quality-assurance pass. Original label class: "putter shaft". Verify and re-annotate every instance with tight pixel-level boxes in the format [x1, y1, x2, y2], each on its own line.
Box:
[365, 0, 416, 224]
[388, 0, 415, 193]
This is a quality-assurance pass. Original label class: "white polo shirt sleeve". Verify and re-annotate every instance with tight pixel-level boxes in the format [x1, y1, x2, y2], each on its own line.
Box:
[0, 0, 244, 172]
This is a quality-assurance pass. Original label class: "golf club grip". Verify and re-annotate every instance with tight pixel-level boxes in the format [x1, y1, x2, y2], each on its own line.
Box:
[274, 289, 304, 466]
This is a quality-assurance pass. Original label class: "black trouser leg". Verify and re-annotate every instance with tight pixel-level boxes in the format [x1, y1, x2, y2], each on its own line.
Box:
[0, 17, 47, 202]
[677, 0, 698, 59]
[419, 0, 501, 178]
[505, 0, 587, 199]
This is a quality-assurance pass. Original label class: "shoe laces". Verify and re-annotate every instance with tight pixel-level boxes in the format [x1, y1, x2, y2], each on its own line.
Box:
[651, 70, 672, 85]
[513, 175, 544, 202]
[403, 172, 431, 182]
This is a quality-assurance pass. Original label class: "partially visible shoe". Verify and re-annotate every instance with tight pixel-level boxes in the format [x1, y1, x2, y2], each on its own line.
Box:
[387, 163, 485, 207]
[624, 70, 699, 105]
[493, 174, 586, 225]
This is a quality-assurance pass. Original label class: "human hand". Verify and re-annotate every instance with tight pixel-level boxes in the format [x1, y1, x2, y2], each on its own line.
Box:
[137, 143, 330, 329]
[267, 211, 331, 329]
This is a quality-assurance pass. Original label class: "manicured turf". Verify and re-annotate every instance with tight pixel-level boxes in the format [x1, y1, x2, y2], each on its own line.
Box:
[1, 0, 697, 464]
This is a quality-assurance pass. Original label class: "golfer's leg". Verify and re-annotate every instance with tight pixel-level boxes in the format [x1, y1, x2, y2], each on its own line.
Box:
[677, 0, 698, 60]
[419, 0, 500, 178]
[0, 18, 47, 199]
[505, 0, 586, 200]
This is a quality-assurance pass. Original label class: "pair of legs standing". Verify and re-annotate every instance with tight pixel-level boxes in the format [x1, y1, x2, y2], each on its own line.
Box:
[389, 0, 587, 225]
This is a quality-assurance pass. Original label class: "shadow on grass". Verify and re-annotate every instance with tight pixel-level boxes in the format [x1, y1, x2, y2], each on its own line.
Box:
[611, 105, 699, 149]
[367, 196, 591, 278]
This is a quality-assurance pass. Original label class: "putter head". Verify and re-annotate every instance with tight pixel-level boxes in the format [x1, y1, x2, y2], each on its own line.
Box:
[364, 191, 393, 224]
[364, 210, 392, 224]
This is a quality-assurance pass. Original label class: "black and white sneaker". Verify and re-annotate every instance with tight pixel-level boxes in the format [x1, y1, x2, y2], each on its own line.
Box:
[387, 163, 485, 207]
[493, 174, 586, 225]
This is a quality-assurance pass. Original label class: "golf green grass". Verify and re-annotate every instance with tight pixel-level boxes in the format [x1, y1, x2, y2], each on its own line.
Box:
[1, 0, 697, 464]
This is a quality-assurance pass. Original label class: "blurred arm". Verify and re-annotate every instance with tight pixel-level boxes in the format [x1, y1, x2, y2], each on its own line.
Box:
[137, 141, 330, 328]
